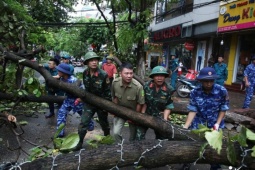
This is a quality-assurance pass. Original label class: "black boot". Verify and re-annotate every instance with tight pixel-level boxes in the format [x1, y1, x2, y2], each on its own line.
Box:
[73, 142, 83, 151]
[73, 132, 85, 151]
[45, 112, 54, 118]
[104, 130, 110, 136]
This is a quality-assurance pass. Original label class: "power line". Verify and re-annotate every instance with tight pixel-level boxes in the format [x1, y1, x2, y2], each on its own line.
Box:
[37, 21, 129, 27]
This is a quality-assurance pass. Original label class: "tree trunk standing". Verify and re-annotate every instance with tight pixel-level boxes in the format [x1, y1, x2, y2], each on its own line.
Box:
[135, 0, 147, 80]
[136, 41, 146, 80]
[16, 140, 255, 169]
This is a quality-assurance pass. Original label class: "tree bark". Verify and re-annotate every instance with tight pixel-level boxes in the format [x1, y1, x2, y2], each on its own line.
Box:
[12, 140, 255, 169]
[1, 93, 255, 128]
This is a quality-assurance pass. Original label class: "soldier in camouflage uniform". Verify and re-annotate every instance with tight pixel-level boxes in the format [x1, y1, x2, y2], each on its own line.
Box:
[74, 51, 111, 150]
[55, 63, 84, 137]
[137, 66, 175, 140]
[183, 67, 229, 170]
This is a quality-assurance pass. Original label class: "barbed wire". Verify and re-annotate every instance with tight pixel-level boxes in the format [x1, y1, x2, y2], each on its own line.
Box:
[157, 115, 197, 141]
[109, 139, 125, 170]
[236, 146, 253, 170]
[193, 149, 206, 165]
[51, 153, 61, 170]
[75, 148, 85, 170]
[3, 160, 31, 170]
[134, 139, 166, 168]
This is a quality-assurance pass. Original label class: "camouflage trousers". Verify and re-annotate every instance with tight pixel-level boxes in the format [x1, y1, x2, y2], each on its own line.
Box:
[78, 104, 110, 143]
[57, 97, 83, 136]
[243, 83, 255, 109]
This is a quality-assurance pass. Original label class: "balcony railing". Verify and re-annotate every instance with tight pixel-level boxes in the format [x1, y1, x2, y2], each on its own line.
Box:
[156, 0, 193, 24]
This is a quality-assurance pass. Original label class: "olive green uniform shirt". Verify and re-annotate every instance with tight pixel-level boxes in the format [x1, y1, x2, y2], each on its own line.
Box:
[111, 77, 145, 110]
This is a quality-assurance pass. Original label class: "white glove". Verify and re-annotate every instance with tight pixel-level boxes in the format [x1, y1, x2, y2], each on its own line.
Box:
[213, 123, 219, 131]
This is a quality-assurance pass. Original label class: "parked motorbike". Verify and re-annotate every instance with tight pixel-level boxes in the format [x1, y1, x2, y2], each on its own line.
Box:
[176, 69, 199, 98]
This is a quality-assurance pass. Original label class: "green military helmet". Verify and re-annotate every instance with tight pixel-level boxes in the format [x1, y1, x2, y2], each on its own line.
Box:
[84, 51, 100, 64]
[149, 66, 169, 78]
[106, 56, 114, 60]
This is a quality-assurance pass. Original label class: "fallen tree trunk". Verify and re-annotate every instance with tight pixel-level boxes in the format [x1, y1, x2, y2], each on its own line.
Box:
[1, 92, 255, 128]
[8, 140, 255, 169]
[1, 92, 253, 125]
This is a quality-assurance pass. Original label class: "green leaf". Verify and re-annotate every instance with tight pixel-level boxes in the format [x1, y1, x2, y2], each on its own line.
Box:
[9, 23, 13, 29]
[251, 146, 255, 157]
[33, 89, 38, 95]
[86, 139, 98, 149]
[101, 135, 115, 145]
[205, 130, 223, 154]
[246, 128, 255, 141]
[54, 123, 65, 138]
[19, 120, 28, 125]
[53, 138, 63, 149]
[199, 142, 208, 159]
[237, 126, 247, 147]
[191, 124, 210, 134]
[28, 77, 34, 84]
[18, 91, 23, 96]
[60, 133, 79, 151]
[35, 90, 41, 97]
[19, 59, 26, 63]
[94, 135, 104, 141]
[226, 138, 236, 165]
[22, 90, 28, 95]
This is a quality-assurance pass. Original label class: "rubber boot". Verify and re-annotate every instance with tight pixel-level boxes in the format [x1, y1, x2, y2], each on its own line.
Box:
[73, 132, 86, 151]
[104, 129, 110, 136]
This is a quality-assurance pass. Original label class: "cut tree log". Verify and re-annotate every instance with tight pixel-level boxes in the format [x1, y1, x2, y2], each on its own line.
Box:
[5, 140, 255, 170]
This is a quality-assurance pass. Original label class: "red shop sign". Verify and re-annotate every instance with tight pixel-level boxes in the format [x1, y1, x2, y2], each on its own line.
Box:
[184, 42, 195, 51]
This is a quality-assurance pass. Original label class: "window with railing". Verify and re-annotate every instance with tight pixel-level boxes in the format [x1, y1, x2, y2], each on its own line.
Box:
[155, 0, 194, 24]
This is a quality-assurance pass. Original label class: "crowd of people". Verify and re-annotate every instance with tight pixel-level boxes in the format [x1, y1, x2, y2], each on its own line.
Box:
[6, 50, 252, 170]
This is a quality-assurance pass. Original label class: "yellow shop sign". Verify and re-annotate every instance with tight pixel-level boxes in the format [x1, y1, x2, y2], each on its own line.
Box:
[218, 0, 255, 32]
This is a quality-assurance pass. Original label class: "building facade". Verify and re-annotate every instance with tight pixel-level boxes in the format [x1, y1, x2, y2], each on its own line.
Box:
[218, 0, 255, 87]
[149, 0, 222, 72]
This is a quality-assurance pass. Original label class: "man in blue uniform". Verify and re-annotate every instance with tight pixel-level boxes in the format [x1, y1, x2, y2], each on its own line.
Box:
[242, 56, 255, 109]
[55, 63, 84, 137]
[183, 67, 229, 130]
[183, 67, 229, 170]
[213, 56, 228, 86]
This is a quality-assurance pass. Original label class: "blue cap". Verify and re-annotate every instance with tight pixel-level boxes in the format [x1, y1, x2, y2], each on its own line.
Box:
[62, 54, 71, 59]
[196, 67, 218, 80]
[56, 63, 71, 75]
